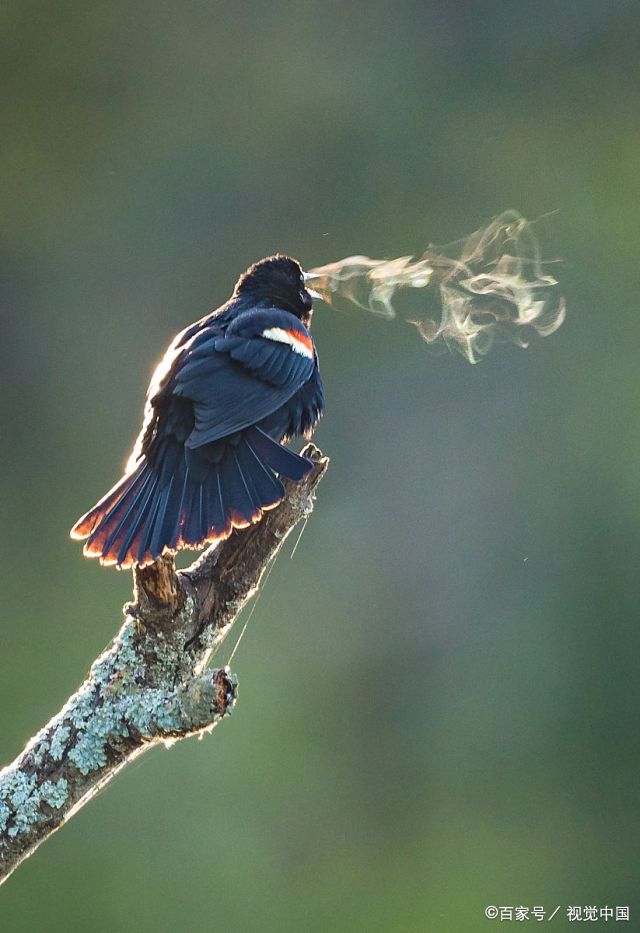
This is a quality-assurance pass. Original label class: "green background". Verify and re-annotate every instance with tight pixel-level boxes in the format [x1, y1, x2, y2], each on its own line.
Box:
[1, 2, 639, 930]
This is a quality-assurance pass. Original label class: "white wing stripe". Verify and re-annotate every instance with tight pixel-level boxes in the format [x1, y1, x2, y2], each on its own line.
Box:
[261, 327, 314, 359]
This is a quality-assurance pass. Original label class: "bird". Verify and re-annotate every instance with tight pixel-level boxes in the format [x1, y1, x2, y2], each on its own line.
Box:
[70, 255, 324, 569]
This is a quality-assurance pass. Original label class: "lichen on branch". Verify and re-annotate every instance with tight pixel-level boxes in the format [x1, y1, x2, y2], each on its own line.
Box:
[0, 444, 328, 887]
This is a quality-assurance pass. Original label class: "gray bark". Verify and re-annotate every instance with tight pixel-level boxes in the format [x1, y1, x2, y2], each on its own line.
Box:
[0, 444, 328, 886]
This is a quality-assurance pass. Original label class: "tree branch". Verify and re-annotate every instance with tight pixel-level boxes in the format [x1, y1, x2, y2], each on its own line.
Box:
[0, 444, 329, 887]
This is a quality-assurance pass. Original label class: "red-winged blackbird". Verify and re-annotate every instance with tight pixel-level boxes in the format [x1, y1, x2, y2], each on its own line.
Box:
[71, 255, 324, 569]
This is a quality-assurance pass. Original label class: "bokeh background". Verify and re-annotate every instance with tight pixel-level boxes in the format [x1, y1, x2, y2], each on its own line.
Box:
[2, 2, 639, 930]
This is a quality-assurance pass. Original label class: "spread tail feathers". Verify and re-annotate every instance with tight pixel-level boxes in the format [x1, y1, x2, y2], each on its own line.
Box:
[70, 429, 312, 569]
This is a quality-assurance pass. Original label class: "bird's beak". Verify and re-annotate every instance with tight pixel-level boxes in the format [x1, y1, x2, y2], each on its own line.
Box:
[303, 271, 323, 302]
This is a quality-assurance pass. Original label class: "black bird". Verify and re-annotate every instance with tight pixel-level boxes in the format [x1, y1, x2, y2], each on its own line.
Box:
[71, 255, 324, 569]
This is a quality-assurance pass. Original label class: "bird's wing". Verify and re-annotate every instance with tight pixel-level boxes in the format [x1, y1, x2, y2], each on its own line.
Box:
[173, 308, 316, 449]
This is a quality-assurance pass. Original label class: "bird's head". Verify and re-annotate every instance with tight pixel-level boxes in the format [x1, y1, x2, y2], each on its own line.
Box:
[234, 254, 320, 326]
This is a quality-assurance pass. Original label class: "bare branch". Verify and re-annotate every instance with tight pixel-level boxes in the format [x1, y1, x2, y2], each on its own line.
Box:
[0, 444, 329, 886]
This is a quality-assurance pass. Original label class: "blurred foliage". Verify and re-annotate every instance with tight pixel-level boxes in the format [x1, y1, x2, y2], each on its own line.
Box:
[1, 1, 640, 929]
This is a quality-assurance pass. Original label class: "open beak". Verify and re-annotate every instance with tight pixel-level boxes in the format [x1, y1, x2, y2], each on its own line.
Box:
[303, 271, 323, 302]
